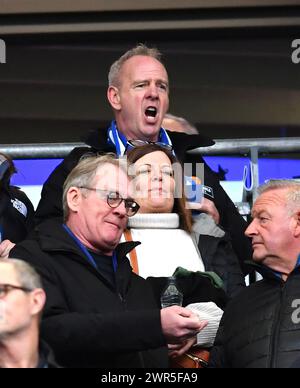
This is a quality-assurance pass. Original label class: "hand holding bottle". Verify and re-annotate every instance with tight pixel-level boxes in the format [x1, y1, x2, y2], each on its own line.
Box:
[160, 276, 183, 308]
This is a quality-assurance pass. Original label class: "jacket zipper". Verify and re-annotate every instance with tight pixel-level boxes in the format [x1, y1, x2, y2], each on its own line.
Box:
[118, 292, 126, 306]
[116, 278, 127, 309]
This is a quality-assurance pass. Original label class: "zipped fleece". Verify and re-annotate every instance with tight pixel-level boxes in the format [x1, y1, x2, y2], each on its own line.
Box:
[209, 264, 300, 368]
[10, 220, 168, 368]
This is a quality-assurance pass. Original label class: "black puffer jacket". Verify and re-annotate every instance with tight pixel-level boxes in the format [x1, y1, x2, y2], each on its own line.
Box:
[209, 262, 300, 368]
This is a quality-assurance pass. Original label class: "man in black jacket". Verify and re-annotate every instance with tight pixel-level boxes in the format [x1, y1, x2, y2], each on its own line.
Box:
[0, 153, 34, 258]
[11, 155, 206, 368]
[34, 44, 252, 275]
[209, 179, 300, 368]
[0, 258, 58, 368]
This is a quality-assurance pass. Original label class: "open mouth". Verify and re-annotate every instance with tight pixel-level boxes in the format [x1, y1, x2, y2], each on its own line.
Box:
[145, 106, 157, 118]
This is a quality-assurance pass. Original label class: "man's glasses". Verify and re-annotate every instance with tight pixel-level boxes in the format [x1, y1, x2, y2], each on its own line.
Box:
[0, 284, 32, 299]
[79, 187, 140, 217]
[126, 140, 173, 152]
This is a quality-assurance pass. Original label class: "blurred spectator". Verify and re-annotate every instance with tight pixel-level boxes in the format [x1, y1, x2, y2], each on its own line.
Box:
[162, 113, 199, 135]
[0, 258, 58, 368]
[0, 153, 34, 258]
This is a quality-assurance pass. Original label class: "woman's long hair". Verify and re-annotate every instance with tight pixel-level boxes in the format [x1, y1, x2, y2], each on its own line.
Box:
[126, 144, 193, 233]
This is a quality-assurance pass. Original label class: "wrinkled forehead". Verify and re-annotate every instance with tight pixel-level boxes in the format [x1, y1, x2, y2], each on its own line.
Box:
[93, 163, 130, 195]
[0, 262, 18, 284]
[121, 55, 168, 82]
[252, 189, 288, 215]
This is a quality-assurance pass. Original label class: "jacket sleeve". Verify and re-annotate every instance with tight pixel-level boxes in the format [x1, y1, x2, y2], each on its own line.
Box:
[34, 147, 91, 225]
[198, 233, 245, 299]
[13, 188, 35, 235]
[2, 187, 35, 243]
[209, 315, 228, 368]
[203, 164, 253, 275]
[186, 153, 253, 275]
[10, 243, 166, 366]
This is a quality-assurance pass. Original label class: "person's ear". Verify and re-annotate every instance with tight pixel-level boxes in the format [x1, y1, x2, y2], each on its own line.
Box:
[107, 86, 121, 111]
[67, 187, 82, 214]
[294, 210, 300, 238]
[30, 288, 46, 317]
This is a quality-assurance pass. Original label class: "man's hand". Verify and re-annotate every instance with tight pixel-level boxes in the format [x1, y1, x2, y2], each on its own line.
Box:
[160, 305, 208, 344]
[187, 198, 220, 224]
[0, 240, 15, 258]
[168, 336, 198, 358]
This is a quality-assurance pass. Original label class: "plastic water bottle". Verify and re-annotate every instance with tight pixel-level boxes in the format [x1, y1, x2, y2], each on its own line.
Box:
[160, 276, 183, 308]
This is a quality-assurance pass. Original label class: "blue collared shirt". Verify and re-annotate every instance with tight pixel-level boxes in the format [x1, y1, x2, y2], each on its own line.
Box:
[272, 254, 300, 280]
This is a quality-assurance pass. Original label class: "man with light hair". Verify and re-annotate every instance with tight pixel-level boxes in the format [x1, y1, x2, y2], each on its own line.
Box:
[10, 154, 206, 368]
[0, 258, 58, 368]
[209, 179, 300, 368]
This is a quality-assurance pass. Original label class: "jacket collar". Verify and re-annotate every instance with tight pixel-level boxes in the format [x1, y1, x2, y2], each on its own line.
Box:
[81, 124, 215, 156]
[245, 260, 300, 282]
[38, 340, 61, 369]
[115, 240, 141, 259]
[81, 126, 114, 153]
[35, 220, 141, 298]
[35, 220, 140, 263]
[246, 261, 281, 281]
